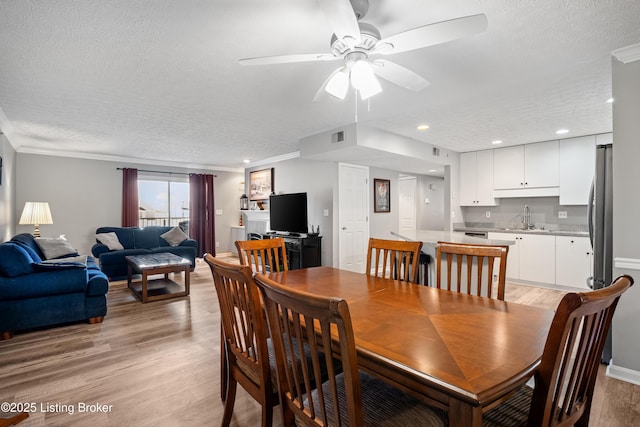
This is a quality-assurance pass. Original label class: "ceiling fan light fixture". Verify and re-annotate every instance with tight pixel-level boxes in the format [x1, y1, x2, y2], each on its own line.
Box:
[325, 68, 350, 99]
[350, 60, 381, 100]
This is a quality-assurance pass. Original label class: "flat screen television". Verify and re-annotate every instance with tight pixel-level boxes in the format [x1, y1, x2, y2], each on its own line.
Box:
[269, 192, 308, 235]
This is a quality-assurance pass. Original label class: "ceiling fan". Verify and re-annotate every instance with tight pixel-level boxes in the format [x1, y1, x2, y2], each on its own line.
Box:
[239, 0, 488, 101]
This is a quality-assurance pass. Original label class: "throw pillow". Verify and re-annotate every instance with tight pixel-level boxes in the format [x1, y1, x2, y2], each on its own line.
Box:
[0, 243, 35, 277]
[35, 237, 79, 260]
[96, 232, 124, 251]
[161, 226, 189, 246]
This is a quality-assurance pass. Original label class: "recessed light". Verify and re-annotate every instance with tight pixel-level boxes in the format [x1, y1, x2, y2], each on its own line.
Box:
[556, 129, 569, 135]
[606, 98, 614, 103]
[416, 124, 430, 131]
[428, 169, 437, 173]
[491, 140, 503, 145]
[243, 159, 250, 163]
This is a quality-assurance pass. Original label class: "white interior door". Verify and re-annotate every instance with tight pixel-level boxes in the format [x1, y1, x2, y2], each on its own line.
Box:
[338, 163, 369, 273]
[398, 176, 417, 239]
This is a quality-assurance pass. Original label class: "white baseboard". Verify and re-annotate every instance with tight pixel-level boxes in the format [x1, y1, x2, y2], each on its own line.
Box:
[606, 363, 640, 386]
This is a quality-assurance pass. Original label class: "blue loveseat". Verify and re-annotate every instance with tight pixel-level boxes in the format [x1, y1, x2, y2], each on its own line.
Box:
[91, 226, 198, 280]
[0, 233, 109, 339]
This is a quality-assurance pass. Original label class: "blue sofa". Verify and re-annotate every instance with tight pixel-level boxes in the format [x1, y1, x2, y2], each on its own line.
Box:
[0, 233, 109, 339]
[91, 226, 198, 280]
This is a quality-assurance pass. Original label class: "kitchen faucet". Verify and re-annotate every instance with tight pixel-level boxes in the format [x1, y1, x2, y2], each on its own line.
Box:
[522, 205, 531, 229]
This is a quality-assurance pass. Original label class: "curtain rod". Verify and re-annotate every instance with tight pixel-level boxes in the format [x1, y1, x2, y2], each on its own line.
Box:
[117, 168, 216, 177]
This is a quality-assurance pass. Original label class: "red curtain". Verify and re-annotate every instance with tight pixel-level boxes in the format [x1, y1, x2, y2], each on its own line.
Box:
[189, 173, 215, 257]
[121, 168, 139, 227]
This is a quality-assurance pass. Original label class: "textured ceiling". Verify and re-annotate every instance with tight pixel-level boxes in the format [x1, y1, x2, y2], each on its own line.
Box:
[1, 0, 639, 172]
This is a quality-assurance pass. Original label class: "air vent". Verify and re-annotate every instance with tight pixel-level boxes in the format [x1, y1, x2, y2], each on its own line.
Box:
[332, 130, 345, 144]
[432, 147, 440, 156]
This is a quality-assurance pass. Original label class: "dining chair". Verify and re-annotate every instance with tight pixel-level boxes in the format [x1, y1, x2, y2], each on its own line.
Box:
[365, 237, 423, 284]
[0, 412, 28, 427]
[434, 241, 509, 300]
[254, 273, 447, 427]
[236, 237, 289, 274]
[204, 254, 278, 427]
[483, 274, 634, 427]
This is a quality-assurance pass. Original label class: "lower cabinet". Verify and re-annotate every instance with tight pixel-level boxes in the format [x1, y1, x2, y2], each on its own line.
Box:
[488, 232, 556, 284]
[555, 236, 592, 289]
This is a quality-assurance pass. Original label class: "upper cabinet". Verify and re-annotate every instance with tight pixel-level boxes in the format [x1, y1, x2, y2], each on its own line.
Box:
[494, 140, 559, 189]
[559, 135, 596, 205]
[493, 140, 559, 198]
[459, 150, 497, 206]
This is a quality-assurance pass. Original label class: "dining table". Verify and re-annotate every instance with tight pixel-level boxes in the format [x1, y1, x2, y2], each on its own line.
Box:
[259, 266, 555, 427]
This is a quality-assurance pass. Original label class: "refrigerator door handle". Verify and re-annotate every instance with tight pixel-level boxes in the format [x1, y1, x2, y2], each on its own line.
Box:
[587, 177, 595, 249]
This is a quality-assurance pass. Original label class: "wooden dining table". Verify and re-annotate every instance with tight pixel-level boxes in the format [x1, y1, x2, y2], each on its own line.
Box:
[260, 266, 555, 427]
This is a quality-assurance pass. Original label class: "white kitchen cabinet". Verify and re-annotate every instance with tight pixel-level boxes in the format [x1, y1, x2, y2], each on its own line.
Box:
[559, 136, 595, 205]
[493, 140, 559, 190]
[459, 150, 497, 206]
[555, 236, 592, 289]
[488, 232, 556, 284]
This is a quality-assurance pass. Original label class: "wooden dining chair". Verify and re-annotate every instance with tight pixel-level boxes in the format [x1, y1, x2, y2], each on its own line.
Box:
[483, 274, 634, 427]
[434, 241, 509, 300]
[365, 237, 423, 283]
[236, 238, 289, 274]
[204, 254, 278, 427]
[0, 412, 28, 427]
[254, 273, 447, 427]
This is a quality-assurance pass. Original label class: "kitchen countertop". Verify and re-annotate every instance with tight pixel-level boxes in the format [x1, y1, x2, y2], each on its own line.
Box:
[392, 230, 516, 248]
[453, 226, 589, 238]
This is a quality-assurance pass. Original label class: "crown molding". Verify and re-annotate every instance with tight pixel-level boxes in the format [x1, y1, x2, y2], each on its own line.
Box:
[245, 151, 300, 168]
[16, 146, 244, 173]
[612, 43, 640, 64]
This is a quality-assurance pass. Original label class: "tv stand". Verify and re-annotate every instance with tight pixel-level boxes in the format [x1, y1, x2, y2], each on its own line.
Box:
[262, 233, 321, 270]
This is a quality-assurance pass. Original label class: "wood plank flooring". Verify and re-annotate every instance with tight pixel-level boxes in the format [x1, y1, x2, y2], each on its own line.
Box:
[1, 256, 639, 426]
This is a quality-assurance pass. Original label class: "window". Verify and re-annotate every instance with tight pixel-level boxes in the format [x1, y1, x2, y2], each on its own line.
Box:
[138, 176, 189, 228]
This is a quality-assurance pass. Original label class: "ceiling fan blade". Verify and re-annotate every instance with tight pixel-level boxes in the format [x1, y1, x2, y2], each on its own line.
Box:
[239, 53, 338, 66]
[376, 14, 488, 55]
[371, 59, 429, 91]
[317, 0, 361, 44]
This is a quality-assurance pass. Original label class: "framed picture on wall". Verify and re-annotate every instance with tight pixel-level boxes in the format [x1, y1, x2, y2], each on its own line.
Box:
[374, 178, 390, 213]
[249, 168, 274, 201]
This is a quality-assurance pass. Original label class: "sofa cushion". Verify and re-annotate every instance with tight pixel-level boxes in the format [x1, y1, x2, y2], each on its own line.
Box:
[134, 229, 160, 249]
[161, 226, 189, 247]
[0, 268, 88, 299]
[35, 237, 78, 259]
[11, 233, 45, 261]
[96, 232, 124, 250]
[0, 243, 35, 277]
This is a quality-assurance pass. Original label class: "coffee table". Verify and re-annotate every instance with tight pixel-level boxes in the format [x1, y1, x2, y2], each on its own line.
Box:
[125, 253, 191, 303]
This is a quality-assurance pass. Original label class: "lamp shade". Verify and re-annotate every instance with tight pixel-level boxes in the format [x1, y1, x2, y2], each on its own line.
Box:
[19, 202, 53, 237]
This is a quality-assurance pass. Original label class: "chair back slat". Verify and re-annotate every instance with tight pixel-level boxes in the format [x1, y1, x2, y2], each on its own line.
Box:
[366, 238, 423, 283]
[527, 274, 633, 427]
[435, 241, 509, 300]
[236, 238, 289, 274]
[255, 273, 363, 427]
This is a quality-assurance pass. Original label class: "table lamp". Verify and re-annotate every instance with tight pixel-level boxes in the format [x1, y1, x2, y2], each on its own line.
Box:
[19, 202, 53, 238]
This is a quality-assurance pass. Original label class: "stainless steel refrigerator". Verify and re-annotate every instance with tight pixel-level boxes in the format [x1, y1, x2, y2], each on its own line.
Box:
[587, 143, 613, 362]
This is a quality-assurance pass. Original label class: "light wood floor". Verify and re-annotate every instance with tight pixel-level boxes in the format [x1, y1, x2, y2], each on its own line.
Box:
[1, 256, 639, 426]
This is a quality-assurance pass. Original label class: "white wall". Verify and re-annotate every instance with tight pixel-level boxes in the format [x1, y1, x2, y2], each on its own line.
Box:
[0, 137, 17, 241]
[245, 157, 337, 266]
[611, 53, 640, 378]
[15, 153, 243, 255]
[417, 176, 445, 230]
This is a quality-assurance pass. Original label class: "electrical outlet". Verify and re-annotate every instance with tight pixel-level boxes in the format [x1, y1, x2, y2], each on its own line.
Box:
[485, 211, 491, 218]
[215, 241, 220, 248]
[558, 211, 568, 219]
